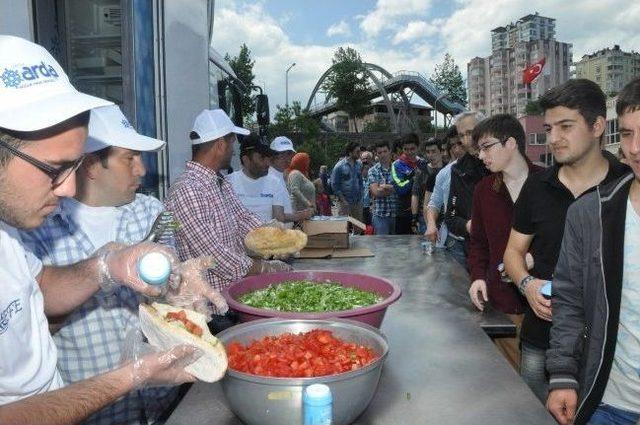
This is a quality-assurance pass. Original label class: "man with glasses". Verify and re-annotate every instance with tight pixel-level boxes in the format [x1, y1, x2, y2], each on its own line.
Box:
[20, 104, 197, 424]
[0, 35, 200, 424]
[164, 110, 292, 316]
[466, 114, 542, 370]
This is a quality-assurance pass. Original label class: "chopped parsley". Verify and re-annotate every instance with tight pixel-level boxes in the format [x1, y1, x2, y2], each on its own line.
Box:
[238, 280, 382, 312]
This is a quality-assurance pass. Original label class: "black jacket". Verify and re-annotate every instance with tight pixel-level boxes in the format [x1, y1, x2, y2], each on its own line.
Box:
[444, 153, 488, 239]
[547, 172, 634, 424]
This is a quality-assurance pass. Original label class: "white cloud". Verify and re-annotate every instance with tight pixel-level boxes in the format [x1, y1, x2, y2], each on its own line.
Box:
[392, 21, 438, 44]
[327, 20, 351, 37]
[358, 0, 432, 38]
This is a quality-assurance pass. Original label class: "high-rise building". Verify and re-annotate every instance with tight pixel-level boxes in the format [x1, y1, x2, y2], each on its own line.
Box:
[575, 45, 640, 96]
[467, 13, 572, 117]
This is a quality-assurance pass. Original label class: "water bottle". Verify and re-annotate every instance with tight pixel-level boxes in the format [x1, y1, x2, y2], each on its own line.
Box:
[137, 252, 171, 286]
[540, 280, 552, 300]
[303, 384, 332, 425]
[421, 241, 433, 256]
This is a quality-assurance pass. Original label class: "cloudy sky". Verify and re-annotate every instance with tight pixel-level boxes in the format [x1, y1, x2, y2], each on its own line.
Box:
[212, 0, 640, 113]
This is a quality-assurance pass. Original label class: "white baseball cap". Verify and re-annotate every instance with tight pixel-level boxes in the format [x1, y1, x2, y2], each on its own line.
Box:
[270, 136, 296, 153]
[191, 109, 249, 145]
[85, 105, 165, 153]
[0, 35, 112, 132]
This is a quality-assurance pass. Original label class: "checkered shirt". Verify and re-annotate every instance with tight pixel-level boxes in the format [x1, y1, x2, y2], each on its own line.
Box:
[367, 162, 398, 218]
[164, 161, 262, 293]
[19, 194, 179, 425]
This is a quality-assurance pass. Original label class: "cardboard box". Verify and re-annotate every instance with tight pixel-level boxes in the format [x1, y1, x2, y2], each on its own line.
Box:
[302, 216, 366, 249]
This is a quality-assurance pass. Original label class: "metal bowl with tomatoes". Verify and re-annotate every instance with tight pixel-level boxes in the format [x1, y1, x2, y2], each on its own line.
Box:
[216, 318, 389, 425]
[223, 270, 402, 328]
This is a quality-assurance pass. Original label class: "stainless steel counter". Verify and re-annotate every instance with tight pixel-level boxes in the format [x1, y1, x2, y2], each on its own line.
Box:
[167, 235, 554, 424]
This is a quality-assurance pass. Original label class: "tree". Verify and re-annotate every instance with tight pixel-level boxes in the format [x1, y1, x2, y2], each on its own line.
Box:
[430, 53, 467, 106]
[225, 43, 256, 121]
[525, 100, 543, 116]
[269, 101, 320, 138]
[322, 47, 371, 133]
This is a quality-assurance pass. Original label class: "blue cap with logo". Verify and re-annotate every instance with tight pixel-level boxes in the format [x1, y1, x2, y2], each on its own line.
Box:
[0, 35, 112, 132]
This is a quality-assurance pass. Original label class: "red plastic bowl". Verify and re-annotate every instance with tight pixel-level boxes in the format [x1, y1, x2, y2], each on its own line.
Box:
[223, 271, 402, 328]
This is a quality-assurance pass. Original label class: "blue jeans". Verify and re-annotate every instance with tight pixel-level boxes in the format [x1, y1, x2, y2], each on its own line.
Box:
[588, 404, 640, 425]
[372, 215, 395, 235]
[520, 342, 548, 403]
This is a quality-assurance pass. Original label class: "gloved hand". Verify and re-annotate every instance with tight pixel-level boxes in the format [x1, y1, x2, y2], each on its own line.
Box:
[96, 242, 180, 296]
[122, 328, 202, 388]
[165, 256, 229, 318]
[259, 259, 293, 274]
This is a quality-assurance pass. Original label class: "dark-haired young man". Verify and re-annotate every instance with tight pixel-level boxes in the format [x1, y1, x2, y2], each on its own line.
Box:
[467, 114, 542, 369]
[330, 142, 363, 221]
[412, 138, 445, 234]
[545, 78, 640, 425]
[504, 79, 629, 404]
[368, 141, 397, 234]
[391, 133, 425, 234]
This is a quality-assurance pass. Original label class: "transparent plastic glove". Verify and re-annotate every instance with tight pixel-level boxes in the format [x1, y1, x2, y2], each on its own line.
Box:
[259, 259, 294, 274]
[263, 219, 286, 229]
[121, 328, 202, 388]
[165, 256, 229, 319]
[97, 242, 180, 297]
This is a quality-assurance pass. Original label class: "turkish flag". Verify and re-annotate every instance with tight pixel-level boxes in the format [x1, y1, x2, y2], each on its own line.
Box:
[523, 57, 546, 85]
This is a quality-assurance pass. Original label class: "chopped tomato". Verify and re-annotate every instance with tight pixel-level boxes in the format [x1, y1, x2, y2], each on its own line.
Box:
[227, 329, 378, 378]
[165, 310, 203, 337]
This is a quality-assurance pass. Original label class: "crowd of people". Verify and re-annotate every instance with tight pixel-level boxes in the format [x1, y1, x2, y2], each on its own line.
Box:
[1, 34, 640, 425]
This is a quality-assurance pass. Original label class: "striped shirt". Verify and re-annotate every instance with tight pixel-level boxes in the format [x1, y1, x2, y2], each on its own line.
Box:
[19, 194, 178, 425]
[164, 161, 262, 292]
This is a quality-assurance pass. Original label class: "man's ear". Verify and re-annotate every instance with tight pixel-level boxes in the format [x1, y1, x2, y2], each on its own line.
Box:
[592, 116, 606, 140]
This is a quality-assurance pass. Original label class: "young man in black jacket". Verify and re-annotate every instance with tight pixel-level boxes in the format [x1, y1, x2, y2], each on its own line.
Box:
[443, 111, 488, 263]
[504, 79, 630, 405]
[546, 78, 640, 425]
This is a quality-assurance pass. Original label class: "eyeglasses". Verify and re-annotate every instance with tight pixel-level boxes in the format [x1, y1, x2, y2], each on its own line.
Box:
[0, 138, 85, 187]
[478, 137, 510, 153]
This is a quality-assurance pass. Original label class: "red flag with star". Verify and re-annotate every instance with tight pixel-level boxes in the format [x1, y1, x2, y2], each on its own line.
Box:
[523, 57, 546, 84]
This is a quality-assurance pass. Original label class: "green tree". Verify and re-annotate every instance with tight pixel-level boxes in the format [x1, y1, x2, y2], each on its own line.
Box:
[322, 47, 371, 133]
[225, 43, 256, 121]
[269, 101, 321, 138]
[525, 100, 543, 116]
[430, 53, 467, 106]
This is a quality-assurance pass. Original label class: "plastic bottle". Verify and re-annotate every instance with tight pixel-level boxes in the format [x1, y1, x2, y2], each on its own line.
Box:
[421, 241, 433, 256]
[137, 252, 171, 286]
[303, 383, 332, 425]
[540, 280, 552, 300]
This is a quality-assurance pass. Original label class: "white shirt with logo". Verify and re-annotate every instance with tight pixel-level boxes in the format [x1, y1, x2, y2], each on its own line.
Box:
[0, 221, 63, 405]
[227, 170, 287, 223]
[602, 199, 640, 413]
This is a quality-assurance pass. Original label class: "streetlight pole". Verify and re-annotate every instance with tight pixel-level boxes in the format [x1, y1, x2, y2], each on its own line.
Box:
[285, 62, 296, 107]
[433, 91, 448, 139]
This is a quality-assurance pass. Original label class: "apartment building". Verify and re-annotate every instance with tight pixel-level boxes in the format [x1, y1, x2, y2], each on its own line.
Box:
[467, 13, 572, 117]
[575, 45, 640, 95]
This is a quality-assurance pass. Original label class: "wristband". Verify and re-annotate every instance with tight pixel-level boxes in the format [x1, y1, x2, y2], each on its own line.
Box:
[518, 275, 535, 295]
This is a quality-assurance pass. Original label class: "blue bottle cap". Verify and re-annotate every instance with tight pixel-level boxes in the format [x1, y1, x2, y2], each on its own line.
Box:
[137, 252, 171, 285]
[540, 281, 552, 297]
[303, 384, 332, 406]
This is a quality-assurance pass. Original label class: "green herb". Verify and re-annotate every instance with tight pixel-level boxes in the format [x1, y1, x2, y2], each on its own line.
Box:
[238, 280, 382, 312]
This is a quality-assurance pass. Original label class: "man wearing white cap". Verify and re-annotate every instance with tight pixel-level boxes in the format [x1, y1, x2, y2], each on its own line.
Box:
[20, 104, 188, 424]
[269, 136, 297, 225]
[0, 35, 200, 423]
[165, 109, 292, 301]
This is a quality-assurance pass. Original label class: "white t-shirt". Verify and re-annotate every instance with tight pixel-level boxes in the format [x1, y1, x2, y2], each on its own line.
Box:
[64, 198, 119, 250]
[227, 170, 287, 223]
[0, 221, 63, 405]
[602, 199, 640, 413]
[268, 167, 294, 228]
